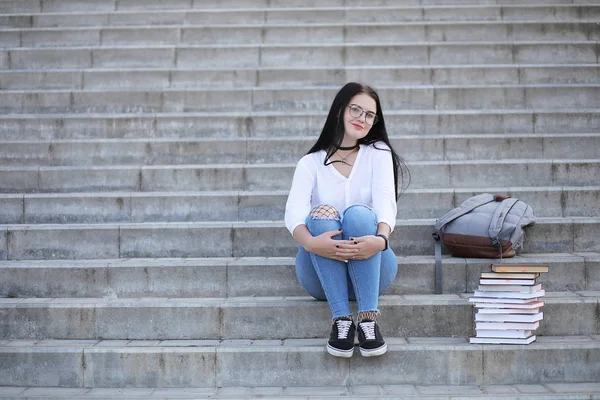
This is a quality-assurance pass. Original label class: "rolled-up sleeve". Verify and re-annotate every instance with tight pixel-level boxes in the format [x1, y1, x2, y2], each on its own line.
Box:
[285, 157, 314, 236]
[371, 144, 397, 232]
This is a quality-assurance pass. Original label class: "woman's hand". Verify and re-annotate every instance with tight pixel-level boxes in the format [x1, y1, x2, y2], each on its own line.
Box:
[335, 235, 386, 261]
[307, 230, 355, 262]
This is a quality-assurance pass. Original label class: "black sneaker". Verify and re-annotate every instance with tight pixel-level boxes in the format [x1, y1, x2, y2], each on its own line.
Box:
[327, 318, 355, 358]
[357, 320, 387, 357]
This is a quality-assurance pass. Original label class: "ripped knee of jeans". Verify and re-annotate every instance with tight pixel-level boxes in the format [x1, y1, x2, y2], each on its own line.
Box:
[309, 204, 340, 219]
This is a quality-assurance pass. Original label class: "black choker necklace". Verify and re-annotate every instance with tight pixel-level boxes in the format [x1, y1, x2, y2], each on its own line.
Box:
[335, 143, 359, 151]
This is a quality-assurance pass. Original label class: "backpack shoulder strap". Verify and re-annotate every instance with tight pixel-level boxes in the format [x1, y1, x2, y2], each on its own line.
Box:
[434, 240, 443, 294]
[487, 198, 520, 246]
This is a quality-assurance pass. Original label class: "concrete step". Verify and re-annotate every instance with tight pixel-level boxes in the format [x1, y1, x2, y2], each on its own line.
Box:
[2, 21, 599, 48]
[0, 217, 598, 260]
[0, 186, 598, 225]
[2, 5, 599, 28]
[0, 292, 598, 340]
[1, 336, 599, 387]
[1, 159, 599, 193]
[0, 0, 589, 14]
[1, 64, 599, 90]
[2, 109, 598, 140]
[0, 253, 597, 298]
[2, 383, 600, 399]
[1, 85, 599, 113]
[2, 134, 599, 167]
[3, 41, 597, 69]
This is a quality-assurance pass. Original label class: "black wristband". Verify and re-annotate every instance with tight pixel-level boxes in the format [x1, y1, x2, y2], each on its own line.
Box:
[376, 234, 388, 251]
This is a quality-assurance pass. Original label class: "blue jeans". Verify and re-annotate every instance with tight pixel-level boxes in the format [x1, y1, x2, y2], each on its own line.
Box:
[295, 204, 398, 320]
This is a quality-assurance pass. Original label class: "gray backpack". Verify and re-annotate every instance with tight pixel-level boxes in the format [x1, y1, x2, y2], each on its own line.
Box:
[432, 194, 536, 294]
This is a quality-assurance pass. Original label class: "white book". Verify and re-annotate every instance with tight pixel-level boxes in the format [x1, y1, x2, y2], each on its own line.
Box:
[480, 279, 538, 286]
[473, 289, 545, 299]
[475, 312, 543, 323]
[470, 336, 536, 345]
[477, 308, 541, 315]
[476, 329, 534, 338]
[477, 283, 542, 293]
[469, 296, 543, 305]
[481, 272, 540, 279]
[476, 321, 540, 330]
[473, 300, 544, 309]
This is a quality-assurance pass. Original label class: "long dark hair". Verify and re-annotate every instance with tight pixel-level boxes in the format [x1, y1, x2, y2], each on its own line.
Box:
[307, 82, 410, 199]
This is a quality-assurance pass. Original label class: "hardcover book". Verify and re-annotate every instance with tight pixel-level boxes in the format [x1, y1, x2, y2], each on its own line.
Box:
[479, 278, 538, 286]
[472, 300, 544, 309]
[470, 336, 536, 345]
[477, 283, 542, 293]
[475, 312, 543, 323]
[491, 263, 549, 273]
[473, 289, 545, 299]
[481, 272, 540, 279]
[475, 329, 534, 338]
[477, 308, 541, 314]
[475, 321, 540, 330]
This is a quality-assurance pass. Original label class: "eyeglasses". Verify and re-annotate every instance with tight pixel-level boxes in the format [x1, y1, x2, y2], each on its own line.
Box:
[347, 104, 378, 126]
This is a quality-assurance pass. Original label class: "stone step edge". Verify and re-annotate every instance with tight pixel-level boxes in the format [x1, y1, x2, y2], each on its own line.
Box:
[3, 3, 598, 17]
[0, 291, 597, 307]
[2, 383, 600, 399]
[4, 3, 598, 13]
[2, 185, 594, 198]
[2, 184, 600, 194]
[2, 159, 599, 171]
[2, 83, 599, 93]
[6, 39, 597, 50]
[3, 132, 599, 143]
[0, 252, 595, 269]
[2, 108, 599, 119]
[2, 63, 598, 72]
[1, 216, 599, 229]
[1, 335, 598, 350]
[4, 19, 600, 32]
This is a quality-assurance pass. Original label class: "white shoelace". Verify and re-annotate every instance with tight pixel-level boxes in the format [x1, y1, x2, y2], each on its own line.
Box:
[336, 319, 353, 339]
[359, 321, 376, 340]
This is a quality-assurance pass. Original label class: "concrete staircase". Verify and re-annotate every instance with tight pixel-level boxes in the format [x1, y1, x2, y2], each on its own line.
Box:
[1, 0, 600, 398]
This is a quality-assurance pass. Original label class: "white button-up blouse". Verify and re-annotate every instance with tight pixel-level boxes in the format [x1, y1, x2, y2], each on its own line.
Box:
[284, 141, 397, 236]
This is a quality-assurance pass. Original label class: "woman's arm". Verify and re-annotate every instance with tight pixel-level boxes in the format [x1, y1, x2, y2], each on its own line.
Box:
[371, 144, 397, 233]
[284, 159, 314, 236]
[377, 222, 391, 239]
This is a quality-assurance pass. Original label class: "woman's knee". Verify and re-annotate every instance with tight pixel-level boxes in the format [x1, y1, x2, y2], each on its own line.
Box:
[342, 205, 377, 236]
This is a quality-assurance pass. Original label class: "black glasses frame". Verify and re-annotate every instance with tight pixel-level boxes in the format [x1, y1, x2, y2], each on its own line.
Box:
[347, 104, 378, 126]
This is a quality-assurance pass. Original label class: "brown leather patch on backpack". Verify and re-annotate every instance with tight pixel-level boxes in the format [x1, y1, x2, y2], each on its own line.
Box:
[442, 233, 515, 258]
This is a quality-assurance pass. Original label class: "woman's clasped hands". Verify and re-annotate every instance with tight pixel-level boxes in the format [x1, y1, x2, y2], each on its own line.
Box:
[307, 229, 385, 263]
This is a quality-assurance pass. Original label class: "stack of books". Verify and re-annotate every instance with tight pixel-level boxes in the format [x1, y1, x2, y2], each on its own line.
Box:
[469, 263, 549, 344]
